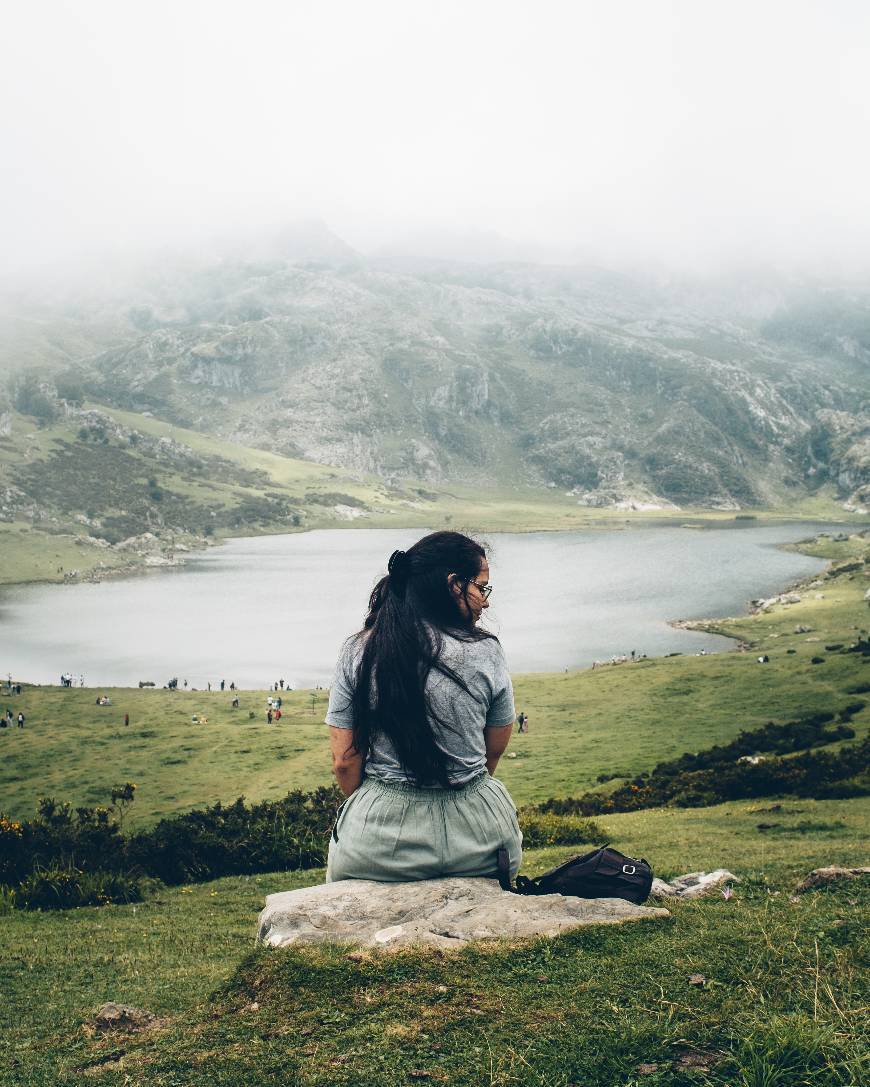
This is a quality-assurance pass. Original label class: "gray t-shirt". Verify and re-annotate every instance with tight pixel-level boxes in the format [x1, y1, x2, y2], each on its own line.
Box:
[325, 630, 516, 786]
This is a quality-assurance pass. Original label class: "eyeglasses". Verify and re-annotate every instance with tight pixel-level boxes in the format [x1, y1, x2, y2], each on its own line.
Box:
[468, 579, 493, 599]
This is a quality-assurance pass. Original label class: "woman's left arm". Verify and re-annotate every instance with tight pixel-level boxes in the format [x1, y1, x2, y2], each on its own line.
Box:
[329, 726, 365, 796]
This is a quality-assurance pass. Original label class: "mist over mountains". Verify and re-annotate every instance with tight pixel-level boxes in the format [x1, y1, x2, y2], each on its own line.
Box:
[2, 221, 869, 513]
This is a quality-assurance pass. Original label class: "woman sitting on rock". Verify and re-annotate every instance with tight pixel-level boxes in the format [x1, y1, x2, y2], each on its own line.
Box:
[325, 530, 522, 882]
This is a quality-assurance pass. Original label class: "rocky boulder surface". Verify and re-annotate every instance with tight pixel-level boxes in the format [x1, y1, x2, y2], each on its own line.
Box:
[793, 866, 870, 894]
[650, 870, 739, 898]
[257, 877, 671, 950]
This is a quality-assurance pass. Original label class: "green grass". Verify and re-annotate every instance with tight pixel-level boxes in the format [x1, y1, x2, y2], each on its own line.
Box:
[0, 798, 866, 1086]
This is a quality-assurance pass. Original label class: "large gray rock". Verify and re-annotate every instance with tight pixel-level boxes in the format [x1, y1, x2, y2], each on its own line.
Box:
[257, 877, 671, 950]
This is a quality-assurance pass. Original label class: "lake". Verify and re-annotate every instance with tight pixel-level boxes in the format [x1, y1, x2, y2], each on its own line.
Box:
[0, 522, 841, 688]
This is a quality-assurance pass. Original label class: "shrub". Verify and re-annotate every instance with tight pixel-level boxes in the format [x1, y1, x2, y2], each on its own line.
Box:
[14, 372, 57, 421]
[125, 786, 342, 884]
[13, 865, 144, 910]
[1, 783, 344, 909]
[535, 736, 870, 817]
[517, 811, 605, 849]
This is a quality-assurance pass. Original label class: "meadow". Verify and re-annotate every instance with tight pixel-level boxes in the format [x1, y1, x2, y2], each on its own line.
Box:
[1, 535, 868, 1086]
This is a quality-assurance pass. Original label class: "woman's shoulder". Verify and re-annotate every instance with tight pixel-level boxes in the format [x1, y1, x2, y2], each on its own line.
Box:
[442, 630, 507, 669]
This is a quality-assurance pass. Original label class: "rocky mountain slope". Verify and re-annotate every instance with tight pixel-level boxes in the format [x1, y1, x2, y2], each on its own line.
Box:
[2, 230, 869, 512]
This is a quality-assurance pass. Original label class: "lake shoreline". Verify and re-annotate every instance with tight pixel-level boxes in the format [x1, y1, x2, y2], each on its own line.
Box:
[3, 523, 854, 690]
[1, 508, 858, 593]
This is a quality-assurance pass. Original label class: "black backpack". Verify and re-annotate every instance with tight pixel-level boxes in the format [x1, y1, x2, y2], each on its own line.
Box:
[497, 844, 653, 905]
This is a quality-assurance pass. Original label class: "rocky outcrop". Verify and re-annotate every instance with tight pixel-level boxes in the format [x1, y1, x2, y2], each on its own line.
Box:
[650, 870, 739, 898]
[13, 255, 865, 505]
[793, 866, 870, 894]
[257, 877, 671, 950]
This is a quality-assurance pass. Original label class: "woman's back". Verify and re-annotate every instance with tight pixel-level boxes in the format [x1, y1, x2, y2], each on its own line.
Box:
[327, 628, 516, 786]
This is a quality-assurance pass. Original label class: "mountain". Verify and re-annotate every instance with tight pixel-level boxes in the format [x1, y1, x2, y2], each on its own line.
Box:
[1, 237, 869, 515]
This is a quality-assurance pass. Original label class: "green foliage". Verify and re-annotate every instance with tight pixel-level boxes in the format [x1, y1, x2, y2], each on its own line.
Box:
[13, 372, 57, 421]
[515, 810, 604, 848]
[53, 370, 85, 404]
[1, 796, 867, 1084]
[14, 864, 143, 910]
[0, 784, 345, 907]
[125, 786, 342, 884]
[536, 718, 869, 817]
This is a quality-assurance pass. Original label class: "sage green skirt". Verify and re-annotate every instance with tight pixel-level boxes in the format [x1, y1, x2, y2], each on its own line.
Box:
[326, 773, 523, 883]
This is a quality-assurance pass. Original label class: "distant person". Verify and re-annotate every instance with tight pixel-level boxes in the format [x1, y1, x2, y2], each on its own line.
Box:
[279, 678, 285, 689]
[517, 711, 527, 733]
[124, 713, 130, 727]
[207, 682, 211, 692]
[325, 531, 521, 883]
[267, 708, 273, 725]
[232, 696, 239, 708]
[220, 679, 225, 691]
[229, 681, 235, 691]
[184, 679, 188, 688]
[17, 711, 25, 728]
[274, 708, 282, 722]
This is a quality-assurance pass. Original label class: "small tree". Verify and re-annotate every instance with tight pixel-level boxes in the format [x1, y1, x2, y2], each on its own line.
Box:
[110, 782, 137, 828]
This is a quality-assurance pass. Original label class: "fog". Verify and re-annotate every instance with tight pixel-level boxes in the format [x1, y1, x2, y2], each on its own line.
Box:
[2, 0, 869, 280]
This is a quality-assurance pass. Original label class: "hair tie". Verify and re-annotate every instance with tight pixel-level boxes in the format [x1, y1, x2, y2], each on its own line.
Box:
[388, 549, 409, 577]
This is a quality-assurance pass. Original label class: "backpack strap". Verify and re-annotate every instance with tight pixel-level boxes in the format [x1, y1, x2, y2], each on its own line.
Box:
[497, 847, 515, 892]
[497, 849, 538, 894]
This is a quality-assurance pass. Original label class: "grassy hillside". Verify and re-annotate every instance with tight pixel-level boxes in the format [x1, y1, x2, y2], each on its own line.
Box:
[2, 399, 860, 588]
[1, 799, 867, 1086]
[2, 536, 868, 824]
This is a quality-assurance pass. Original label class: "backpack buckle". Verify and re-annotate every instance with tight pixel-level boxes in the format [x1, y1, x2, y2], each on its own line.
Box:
[622, 864, 636, 875]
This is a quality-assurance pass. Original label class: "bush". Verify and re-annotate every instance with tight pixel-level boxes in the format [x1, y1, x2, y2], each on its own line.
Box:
[13, 865, 144, 910]
[535, 736, 870, 817]
[0, 783, 345, 909]
[14, 373, 57, 421]
[517, 810, 605, 849]
[125, 786, 342, 884]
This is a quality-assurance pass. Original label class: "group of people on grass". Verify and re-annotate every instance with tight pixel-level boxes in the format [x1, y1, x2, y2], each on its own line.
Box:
[1, 708, 25, 728]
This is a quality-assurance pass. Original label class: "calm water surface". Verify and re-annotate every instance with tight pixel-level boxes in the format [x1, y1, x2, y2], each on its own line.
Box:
[0, 523, 840, 688]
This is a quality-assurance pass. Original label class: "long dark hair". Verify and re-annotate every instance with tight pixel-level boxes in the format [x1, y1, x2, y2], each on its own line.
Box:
[348, 530, 494, 786]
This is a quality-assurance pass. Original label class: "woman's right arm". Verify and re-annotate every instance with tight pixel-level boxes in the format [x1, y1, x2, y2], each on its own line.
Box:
[325, 638, 364, 795]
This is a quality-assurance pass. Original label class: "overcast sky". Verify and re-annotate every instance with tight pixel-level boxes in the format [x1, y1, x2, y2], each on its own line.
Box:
[2, 0, 869, 278]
